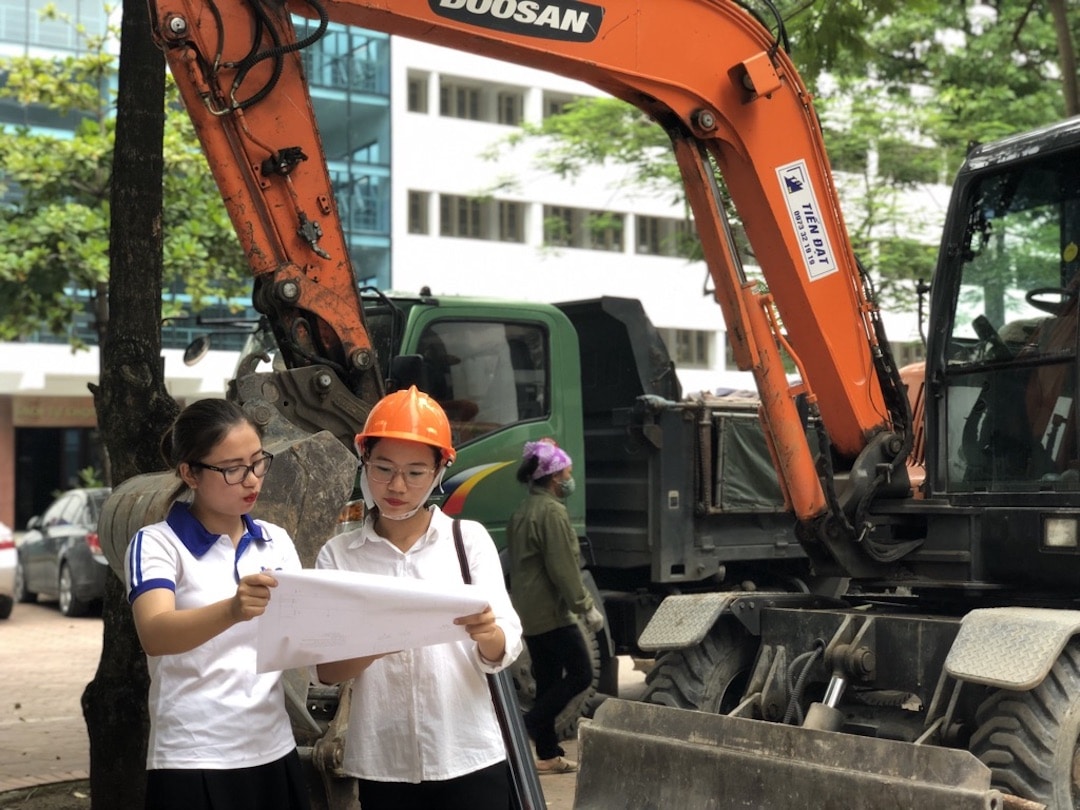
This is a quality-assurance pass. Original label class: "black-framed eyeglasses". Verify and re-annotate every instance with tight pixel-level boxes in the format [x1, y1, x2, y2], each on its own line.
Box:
[365, 462, 436, 489]
[192, 452, 274, 485]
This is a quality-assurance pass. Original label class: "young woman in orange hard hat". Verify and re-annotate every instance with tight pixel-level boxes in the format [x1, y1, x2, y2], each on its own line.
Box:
[314, 386, 523, 810]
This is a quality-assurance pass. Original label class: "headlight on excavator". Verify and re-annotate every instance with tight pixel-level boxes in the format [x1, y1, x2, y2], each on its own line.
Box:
[1044, 516, 1079, 549]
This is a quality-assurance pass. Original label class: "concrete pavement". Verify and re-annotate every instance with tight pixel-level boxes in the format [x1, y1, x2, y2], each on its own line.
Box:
[0, 599, 646, 807]
[0, 600, 100, 792]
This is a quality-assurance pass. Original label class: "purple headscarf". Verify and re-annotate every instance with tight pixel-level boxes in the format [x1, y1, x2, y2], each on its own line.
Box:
[523, 439, 572, 480]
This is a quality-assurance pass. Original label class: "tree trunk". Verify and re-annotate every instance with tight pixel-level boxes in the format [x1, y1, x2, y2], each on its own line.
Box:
[82, 0, 175, 806]
[1048, 0, 1079, 117]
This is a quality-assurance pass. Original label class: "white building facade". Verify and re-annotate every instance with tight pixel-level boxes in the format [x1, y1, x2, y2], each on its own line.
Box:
[388, 39, 739, 394]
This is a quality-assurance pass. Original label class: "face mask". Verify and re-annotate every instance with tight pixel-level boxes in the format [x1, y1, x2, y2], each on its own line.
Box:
[557, 476, 576, 498]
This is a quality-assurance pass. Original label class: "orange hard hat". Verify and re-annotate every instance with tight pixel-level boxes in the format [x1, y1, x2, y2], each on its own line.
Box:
[356, 386, 456, 464]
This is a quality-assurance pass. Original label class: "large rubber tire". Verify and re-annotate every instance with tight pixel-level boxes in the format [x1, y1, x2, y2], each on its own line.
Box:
[583, 640, 619, 719]
[14, 557, 36, 604]
[0, 594, 12, 619]
[641, 619, 756, 714]
[511, 620, 602, 740]
[970, 639, 1080, 808]
[58, 562, 90, 617]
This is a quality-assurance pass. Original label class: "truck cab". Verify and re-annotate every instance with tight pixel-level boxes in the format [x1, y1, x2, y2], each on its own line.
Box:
[359, 291, 587, 551]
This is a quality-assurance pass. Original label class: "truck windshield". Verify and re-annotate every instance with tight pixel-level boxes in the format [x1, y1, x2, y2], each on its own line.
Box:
[943, 154, 1080, 492]
[416, 319, 547, 447]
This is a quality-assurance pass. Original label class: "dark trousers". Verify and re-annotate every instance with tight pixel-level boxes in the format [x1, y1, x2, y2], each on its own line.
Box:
[356, 761, 510, 810]
[522, 623, 592, 760]
[145, 748, 310, 810]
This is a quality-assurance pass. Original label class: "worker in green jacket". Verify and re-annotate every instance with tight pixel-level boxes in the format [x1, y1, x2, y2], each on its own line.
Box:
[507, 438, 605, 776]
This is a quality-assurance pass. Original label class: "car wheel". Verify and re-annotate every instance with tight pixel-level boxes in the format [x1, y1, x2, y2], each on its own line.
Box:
[0, 594, 12, 619]
[58, 562, 89, 617]
[14, 558, 36, 603]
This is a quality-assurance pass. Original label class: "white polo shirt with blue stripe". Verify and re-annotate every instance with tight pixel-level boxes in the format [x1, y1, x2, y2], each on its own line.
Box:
[126, 501, 302, 770]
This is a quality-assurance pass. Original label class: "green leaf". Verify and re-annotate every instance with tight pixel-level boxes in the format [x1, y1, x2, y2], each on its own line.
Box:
[0, 39, 247, 344]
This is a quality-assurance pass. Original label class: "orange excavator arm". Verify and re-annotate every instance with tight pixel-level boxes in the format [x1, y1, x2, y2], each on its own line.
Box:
[148, 0, 911, 574]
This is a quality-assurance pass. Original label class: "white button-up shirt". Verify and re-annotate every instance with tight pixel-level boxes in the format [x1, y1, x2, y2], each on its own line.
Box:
[315, 506, 523, 783]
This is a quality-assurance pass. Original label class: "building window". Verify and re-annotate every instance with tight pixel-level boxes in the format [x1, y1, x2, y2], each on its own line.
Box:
[659, 328, 712, 369]
[407, 72, 429, 113]
[637, 215, 692, 257]
[587, 211, 623, 252]
[437, 76, 526, 125]
[543, 206, 575, 247]
[0, 0, 28, 43]
[543, 91, 576, 119]
[297, 26, 387, 92]
[438, 195, 525, 242]
[408, 191, 430, 235]
[350, 36, 381, 92]
[440, 194, 483, 238]
[498, 201, 525, 243]
[331, 169, 388, 234]
[440, 80, 482, 121]
[351, 141, 380, 164]
[497, 91, 524, 125]
[543, 205, 624, 252]
[5, 0, 108, 51]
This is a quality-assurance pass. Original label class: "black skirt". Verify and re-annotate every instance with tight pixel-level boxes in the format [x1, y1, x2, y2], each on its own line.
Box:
[145, 748, 312, 810]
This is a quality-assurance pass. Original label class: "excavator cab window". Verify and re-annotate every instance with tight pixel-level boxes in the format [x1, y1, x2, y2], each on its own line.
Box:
[415, 320, 548, 446]
[943, 154, 1080, 492]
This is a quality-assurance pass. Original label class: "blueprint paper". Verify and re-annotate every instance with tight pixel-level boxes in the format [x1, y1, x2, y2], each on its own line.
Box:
[255, 568, 489, 673]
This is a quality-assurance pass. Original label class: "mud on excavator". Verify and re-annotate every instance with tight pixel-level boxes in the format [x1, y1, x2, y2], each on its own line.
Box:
[98, 0, 1080, 808]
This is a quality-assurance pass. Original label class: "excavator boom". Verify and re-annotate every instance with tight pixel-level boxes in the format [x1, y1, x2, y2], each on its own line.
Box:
[148, 0, 907, 569]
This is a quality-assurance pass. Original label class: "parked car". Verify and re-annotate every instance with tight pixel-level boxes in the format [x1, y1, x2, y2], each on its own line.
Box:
[0, 521, 14, 620]
[15, 488, 111, 617]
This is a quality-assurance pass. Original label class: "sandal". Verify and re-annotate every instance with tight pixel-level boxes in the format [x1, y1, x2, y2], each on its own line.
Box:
[535, 756, 577, 775]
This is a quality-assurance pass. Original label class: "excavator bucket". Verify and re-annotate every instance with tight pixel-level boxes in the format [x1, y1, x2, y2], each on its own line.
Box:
[574, 700, 1007, 810]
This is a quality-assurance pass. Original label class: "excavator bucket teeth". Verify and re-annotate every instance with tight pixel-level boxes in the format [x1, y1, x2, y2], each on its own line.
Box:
[574, 700, 1006, 810]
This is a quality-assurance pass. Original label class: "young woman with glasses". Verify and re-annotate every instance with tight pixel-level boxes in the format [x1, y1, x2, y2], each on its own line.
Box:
[124, 398, 310, 810]
[314, 386, 523, 810]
